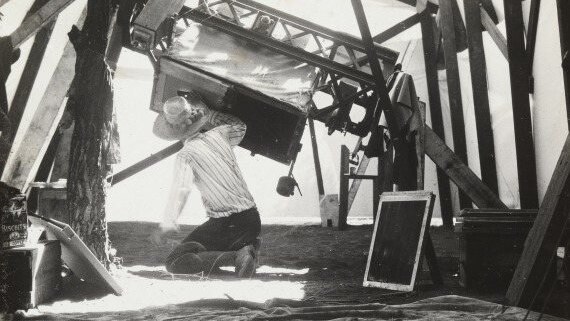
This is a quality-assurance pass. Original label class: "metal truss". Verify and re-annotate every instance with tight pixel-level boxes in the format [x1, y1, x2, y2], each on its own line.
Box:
[131, 0, 401, 136]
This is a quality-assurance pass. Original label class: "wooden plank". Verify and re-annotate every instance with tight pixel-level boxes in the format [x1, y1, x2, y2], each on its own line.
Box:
[308, 116, 330, 227]
[526, 0, 541, 75]
[415, 101, 426, 190]
[347, 155, 370, 213]
[108, 142, 183, 186]
[9, 0, 76, 49]
[132, 0, 185, 50]
[480, 6, 508, 60]
[8, 19, 57, 143]
[420, 10, 453, 227]
[464, 0, 498, 193]
[372, 13, 422, 45]
[557, 0, 570, 129]
[2, 10, 84, 190]
[504, 0, 538, 209]
[439, 0, 471, 210]
[506, 135, 570, 307]
[424, 126, 507, 209]
[338, 145, 350, 230]
[308, 117, 324, 196]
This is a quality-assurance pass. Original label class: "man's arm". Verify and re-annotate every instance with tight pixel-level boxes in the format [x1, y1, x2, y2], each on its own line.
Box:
[207, 111, 247, 146]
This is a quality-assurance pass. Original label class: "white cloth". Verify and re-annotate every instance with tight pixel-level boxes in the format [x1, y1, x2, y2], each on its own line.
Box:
[161, 111, 256, 229]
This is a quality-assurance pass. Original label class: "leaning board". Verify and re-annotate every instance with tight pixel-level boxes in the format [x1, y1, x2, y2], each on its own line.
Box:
[363, 191, 435, 292]
[28, 215, 122, 296]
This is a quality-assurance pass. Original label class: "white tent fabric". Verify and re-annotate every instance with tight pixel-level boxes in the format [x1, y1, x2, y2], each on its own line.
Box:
[2, 0, 568, 224]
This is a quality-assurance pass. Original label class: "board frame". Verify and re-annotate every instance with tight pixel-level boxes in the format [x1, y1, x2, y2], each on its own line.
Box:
[363, 191, 435, 291]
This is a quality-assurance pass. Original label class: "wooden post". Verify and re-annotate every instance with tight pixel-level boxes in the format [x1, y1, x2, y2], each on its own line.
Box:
[504, 0, 538, 209]
[558, 0, 570, 127]
[308, 117, 328, 227]
[439, 0, 470, 210]
[527, 0, 542, 79]
[420, 10, 454, 227]
[338, 145, 350, 230]
[464, 0, 498, 193]
[506, 135, 570, 307]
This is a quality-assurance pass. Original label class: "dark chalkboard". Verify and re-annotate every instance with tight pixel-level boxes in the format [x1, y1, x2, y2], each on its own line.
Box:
[363, 191, 435, 291]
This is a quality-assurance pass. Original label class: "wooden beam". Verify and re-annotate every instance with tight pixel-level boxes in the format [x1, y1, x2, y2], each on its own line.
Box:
[132, 0, 185, 50]
[108, 141, 183, 186]
[439, 0, 470, 209]
[557, 0, 570, 128]
[480, 6, 508, 60]
[372, 13, 422, 45]
[393, 0, 439, 13]
[8, 5, 57, 144]
[506, 135, 570, 307]
[504, 0, 538, 209]
[464, 0, 498, 194]
[347, 155, 370, 213]
[526, 0, 541, 76]
[308, 117, 325, 196]
[9, 0, 76, 49]
[338, 145, 350, 230]
[420, 11, 453, 227]
[424, 126, 507, 209]
[2, 10, 84, 190]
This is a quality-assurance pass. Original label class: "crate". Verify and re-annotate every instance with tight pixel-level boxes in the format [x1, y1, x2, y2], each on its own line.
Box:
[37, 187, 69, 226]
[455, 209, 538, 291]
[0, 240, 62, 312]
[151, 57, 307, 165]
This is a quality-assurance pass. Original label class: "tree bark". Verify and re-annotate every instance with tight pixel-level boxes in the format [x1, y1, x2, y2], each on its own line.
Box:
[66, 0, 120, 268]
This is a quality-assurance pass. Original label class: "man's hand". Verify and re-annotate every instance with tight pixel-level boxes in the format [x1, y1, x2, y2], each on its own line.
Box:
[183, 108, 205, 125]
[149, 224, 179, 246]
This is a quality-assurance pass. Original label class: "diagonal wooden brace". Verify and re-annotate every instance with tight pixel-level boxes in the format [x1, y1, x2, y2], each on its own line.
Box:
[9, 0, 77, 49]
[424, 126, 507, 209]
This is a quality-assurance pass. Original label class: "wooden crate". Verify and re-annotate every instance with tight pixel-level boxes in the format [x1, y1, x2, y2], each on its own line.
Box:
[37, 187, 69, 225]
[151, 57, 307, 165]
[0, 240, 62, 312]
[455, 209, 537, 291]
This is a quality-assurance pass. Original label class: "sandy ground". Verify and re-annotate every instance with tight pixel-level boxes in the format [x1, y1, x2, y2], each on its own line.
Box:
[109, 222, 454, 304]
[107, 222, 570, 315]
[3, 222, 570, 320]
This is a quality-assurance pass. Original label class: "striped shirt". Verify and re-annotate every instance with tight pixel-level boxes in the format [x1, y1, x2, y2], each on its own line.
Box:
[162, 110, 256, 227]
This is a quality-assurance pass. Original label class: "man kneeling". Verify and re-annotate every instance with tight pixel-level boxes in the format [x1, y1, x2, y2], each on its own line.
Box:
[150, 92, 260, 278]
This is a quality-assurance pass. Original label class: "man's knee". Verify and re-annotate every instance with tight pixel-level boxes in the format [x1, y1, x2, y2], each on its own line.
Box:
[165, 241, 207, 269]
[165, 253, 204, 274]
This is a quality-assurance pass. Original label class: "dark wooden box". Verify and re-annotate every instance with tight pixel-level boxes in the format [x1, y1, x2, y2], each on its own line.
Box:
[151, 57, 307, 165]
[455, 209, 538, 291]
[0, 240, 62, 312]
[37, 187, 69, 226]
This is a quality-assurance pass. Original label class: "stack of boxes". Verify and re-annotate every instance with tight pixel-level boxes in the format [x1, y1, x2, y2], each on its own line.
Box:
[0, 183, 62, 312]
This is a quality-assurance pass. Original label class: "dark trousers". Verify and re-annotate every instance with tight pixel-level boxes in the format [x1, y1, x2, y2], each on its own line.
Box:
[165, 207, 261, 273]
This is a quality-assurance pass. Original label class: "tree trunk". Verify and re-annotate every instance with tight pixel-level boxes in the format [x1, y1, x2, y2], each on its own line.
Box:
[66, 0, 120, 268]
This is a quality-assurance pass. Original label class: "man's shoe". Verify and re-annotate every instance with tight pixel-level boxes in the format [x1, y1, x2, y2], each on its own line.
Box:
[235, 245, 256, 278]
